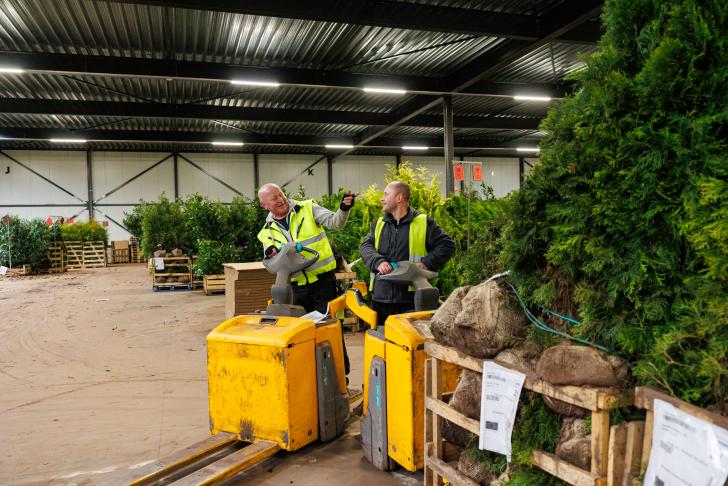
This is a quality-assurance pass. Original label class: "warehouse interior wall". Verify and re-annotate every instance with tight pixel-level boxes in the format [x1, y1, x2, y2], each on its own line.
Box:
[0, 150, 538, 242]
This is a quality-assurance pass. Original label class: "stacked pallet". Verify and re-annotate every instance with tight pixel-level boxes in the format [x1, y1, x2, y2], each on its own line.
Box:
[129, 237, 141, 263]
[47, 242, 65, 273]
[223, 262, 276, 318]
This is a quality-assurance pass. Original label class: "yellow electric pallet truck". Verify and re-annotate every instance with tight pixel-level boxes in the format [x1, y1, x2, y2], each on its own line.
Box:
[349, 261, 459, 473]
[121, 243, 350, 485]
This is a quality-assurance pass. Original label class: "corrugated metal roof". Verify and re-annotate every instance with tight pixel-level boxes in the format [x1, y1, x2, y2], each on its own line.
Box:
[0, 0, 603, 153]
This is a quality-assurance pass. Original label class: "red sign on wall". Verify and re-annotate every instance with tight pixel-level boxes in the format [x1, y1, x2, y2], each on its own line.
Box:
[453, 164, 465, 181]
[472, 163, 483, 181]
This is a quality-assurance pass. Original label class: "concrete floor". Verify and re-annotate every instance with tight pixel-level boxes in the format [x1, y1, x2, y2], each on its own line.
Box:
[0, 265, 420, 485]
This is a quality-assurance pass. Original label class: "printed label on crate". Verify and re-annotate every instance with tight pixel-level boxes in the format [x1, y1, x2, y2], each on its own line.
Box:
[644, 399, 728, 486]
[0, 266, 7, 275]
[154, 258, 165, 271]
[478, 361, 526, 462]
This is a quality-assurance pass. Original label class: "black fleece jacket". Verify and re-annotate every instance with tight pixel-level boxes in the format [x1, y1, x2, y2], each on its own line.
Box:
[360, 208, 455, 304]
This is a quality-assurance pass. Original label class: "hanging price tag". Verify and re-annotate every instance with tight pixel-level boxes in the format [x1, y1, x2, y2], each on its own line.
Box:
[453, 164, 465, 181]
[472, 163, 483, 181]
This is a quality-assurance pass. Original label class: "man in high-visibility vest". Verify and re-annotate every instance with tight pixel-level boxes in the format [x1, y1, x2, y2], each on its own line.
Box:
[360, 181, 455, 326]
[257, 183, 355, 373]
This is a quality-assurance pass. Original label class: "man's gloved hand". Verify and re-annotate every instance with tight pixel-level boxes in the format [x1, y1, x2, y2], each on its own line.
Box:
[340, 190, 359, 211]
[264, 245, 278, 258]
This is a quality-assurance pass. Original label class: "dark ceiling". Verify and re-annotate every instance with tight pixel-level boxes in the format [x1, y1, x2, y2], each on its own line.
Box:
[0, 0, 602, 156]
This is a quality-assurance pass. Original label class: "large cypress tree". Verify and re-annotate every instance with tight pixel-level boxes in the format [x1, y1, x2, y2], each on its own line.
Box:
[501, 0, 727, 407]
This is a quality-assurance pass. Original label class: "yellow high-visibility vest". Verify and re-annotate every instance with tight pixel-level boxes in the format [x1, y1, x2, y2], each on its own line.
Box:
[257, 200, 337, 285]
[370, 213, 427, 290]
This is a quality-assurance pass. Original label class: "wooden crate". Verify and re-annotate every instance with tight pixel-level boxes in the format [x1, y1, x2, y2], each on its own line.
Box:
[203, 274, 225, 295]
[613, 386, 728, 486]
[5, 264, 32, 276]
[151, 256, 193, 292]
[423, 341, 627, 486]
[65, 241, 84, 270]
[83, 241, 107, 268]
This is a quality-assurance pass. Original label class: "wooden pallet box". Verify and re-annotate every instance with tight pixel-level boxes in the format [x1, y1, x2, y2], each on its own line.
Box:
[423, 341, 628, 486]
[223, 262, 276, 318]
[83, 241, 107, 268]
[65, 241, 84, 270]
[151, 256, 193, 291]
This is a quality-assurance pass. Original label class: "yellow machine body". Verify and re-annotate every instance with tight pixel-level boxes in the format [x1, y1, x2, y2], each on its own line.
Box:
[207, 314, 346, 452]
[362, 311, 459, 471]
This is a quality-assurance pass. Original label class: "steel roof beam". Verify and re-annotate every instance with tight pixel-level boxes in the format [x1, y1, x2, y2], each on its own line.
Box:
[0, 52, 571, 98]
[0, 127, 538, 150]
[0, 98, 541, 130]
[102, 1, 599, 42]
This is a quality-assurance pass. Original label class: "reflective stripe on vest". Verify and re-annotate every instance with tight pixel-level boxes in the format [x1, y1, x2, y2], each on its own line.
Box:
[369, 213, 428, 291]
[256, 200, 337, 285]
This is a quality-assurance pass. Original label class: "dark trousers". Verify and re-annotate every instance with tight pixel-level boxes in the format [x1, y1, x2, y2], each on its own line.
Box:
[372, 301, 414, 327]
[293, 271, 350, 375]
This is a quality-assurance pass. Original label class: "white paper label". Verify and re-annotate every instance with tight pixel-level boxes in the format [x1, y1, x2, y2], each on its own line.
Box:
[154, 258, 165, 271]
[479, 361, 526, 462]
[644, 398, 728, 486]
[0, 266, 7, 275]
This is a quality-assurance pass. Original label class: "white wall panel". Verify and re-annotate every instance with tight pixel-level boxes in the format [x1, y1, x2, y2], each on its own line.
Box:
[0, 150, 87, 205]
[5, 206, 88, 223]
[259, 154, 327, 199]
[178, 152, 254, 201]
[333, 156, 393, 194]
[460, 157, 521, 198]
[402, 156, 448, 195]
[93, 152, 174, 205]
[98, 205, 135, 242]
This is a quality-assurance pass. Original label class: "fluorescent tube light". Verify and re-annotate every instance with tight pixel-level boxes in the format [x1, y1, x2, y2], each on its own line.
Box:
[230, 80, 280, 87]
[211, 141, 244, 146]
[325, 144, 354, 149]
[0, 67, 24, 74]
[513, 95, 551, 102]
[516, 147, 540, 153]
[402, 146, 428, 150]
[363, 87, 407, 95]
[49, 138, 87, 143]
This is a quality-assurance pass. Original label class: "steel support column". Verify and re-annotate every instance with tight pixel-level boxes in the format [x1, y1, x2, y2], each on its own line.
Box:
[327, 155, 333, 195]
[519, 157, 525, 187]
[173, 152, 179, 199]
[253, 152, 260, 190]
[396, 153, 402, 169]
[86, 149, 94, 220]
[443, 95, 455, 195]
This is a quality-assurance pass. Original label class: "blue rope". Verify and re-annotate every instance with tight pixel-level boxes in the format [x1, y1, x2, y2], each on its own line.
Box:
[536, 304, 581, 325]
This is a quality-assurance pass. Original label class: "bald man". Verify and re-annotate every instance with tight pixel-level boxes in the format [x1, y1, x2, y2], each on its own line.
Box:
[360, 181, 455, 326]
[257, 183, 355, 373]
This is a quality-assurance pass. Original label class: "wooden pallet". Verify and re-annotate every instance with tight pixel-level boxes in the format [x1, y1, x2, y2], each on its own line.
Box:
[65, 241, 84, 270]
[203, 274, 225, 295]
[129, 237, 141, 263]
[614, 386, 728, 486]
[83, 241, 107, 268]
[5, 264, 32, 276]
[423, 341, 628, 486]
[191, 256, 203, 289]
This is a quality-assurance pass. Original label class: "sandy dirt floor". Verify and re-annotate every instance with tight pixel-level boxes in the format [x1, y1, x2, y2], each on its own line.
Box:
[0, 265, 416, 485]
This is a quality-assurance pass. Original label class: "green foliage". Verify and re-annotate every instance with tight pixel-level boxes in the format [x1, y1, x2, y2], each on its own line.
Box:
[194, 240, 240, 277]
[0, 216, 53, 268]
[122, 201, 146, 240]
[182, 194, 228, 254]
[496, 0, 728, 406]
[60, 220, 108, 244]
[503, 466, 565, 486]
[228, 196, 268, 263]
[140, 194, 186, 257]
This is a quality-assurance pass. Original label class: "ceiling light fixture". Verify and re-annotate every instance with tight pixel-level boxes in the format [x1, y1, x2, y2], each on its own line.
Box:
[230, 80, 280, 87]
[516, 147, 540, 153]
[513, 95, 552, 102]
[325, 144, 354, 149]
[0, 67, 24, 74]
[211, 141, 244, 146]
[49, 138, 87, 143]
[363, 87, 407, 95]
[402, 146, 428, 150]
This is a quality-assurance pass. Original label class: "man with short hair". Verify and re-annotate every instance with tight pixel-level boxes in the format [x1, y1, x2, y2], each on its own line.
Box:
[360, 181, 455, 326]
[257, 183, 355, 373]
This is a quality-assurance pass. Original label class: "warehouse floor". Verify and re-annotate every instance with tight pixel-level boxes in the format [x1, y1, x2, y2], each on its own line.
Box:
[0, 266, 418, 485]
